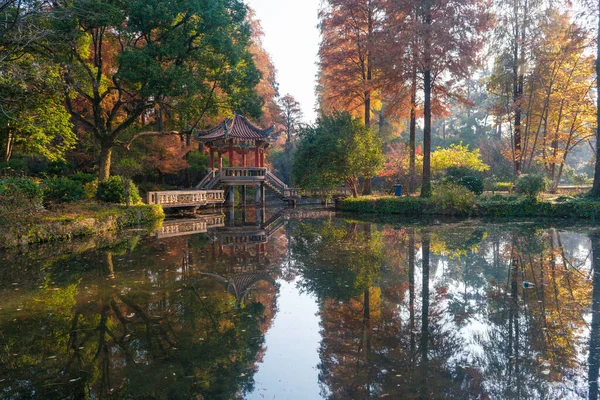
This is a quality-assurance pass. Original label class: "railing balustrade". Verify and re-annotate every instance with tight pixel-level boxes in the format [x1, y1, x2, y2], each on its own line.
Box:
[220, 167, 267, 178]
[147, 190, 225, 207]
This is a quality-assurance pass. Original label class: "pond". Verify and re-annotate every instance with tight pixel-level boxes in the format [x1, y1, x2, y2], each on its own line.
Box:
[1, 207, 599, 399]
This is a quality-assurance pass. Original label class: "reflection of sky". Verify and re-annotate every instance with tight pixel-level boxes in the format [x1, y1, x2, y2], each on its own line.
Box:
[247, 278, 322, 400]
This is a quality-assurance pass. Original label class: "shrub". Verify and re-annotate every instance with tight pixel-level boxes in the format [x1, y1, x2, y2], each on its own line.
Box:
[83, 179, 98, 200]
[69, 172, 96, 184]
[515, 174, 546, 199]
[96, 176, 142, 205]
[0, 159, 28, 176]
[431, 183, 476, 215]
[340, 196, 428, 215]
[495, 182, 514, 193]
[445, 166, 478, 180]
[43, 178, 85, 204]
[456, 176, 484, 195]
[0, 177, 43, 223]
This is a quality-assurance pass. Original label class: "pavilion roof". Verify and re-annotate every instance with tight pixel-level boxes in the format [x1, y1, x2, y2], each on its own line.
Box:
[195, 114, 274, 141]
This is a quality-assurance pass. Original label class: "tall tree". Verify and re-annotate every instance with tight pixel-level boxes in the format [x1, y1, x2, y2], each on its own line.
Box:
[593, 0, 600, 197]
[279, 94, 304, 144]
[248, 7, 282, 128]
[414, 0, 490, 197]
[319, 0, 385, 195]
[44, 0, 261, 181]
[0, 0, 75, 162]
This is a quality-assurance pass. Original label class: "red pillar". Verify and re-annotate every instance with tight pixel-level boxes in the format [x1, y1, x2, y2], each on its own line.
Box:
[242, 153, 247, 167]
[260, 151, 264, 167]
[209, 148, 214, 169]
[228, 140, 234, 167]
[255, 146, 259, 167]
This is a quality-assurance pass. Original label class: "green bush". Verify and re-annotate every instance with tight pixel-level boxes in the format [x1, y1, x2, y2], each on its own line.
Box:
[515, 174, 546, 199]
[0, 177, 44, 223]
[445, 166, 479, 180]
[456, 176, 484, 195]
[69, 172, 96, 184]
[495, 182, 514, 193]
[43, 178, 85, 204]
[96, 176, 142, 204]
[83, 179, 98, 200]
[340, 196, 428, 215]
[0, 159, 28, 176]
[431, 183, 476, 215]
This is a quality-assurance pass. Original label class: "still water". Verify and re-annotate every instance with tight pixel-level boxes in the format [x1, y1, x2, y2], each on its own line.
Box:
[1, 207, 600, 399]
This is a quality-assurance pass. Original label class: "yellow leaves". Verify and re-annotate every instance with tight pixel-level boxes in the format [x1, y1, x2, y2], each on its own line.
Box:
[416, 143, 490, 177]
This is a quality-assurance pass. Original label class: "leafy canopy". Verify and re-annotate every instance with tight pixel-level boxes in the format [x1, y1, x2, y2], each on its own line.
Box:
[292, 112, 384, 194]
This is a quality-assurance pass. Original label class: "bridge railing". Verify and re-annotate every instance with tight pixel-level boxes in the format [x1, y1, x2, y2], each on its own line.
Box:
[147, 190, 225, 207]
[205, 190, 225, 202]
[195, 168, 218, 189]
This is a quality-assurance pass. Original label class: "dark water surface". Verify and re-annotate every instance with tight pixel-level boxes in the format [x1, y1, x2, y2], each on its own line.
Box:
[1, 207, 600, 399]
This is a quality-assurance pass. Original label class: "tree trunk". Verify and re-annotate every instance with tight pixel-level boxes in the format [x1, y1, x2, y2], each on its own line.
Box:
[362, 7, 373, 197]
[592, 0, 600, 197]
[409, 70, 417, 194]
[4, 130, 13, 162]
[98, 141, 113, 182]
[513, 0, 523, 176]
[421, 0, 432, 198]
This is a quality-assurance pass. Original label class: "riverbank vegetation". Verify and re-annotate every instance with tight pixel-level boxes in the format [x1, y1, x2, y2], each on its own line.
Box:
[1, 0, 599, 221]
[291, 0, 600, 203]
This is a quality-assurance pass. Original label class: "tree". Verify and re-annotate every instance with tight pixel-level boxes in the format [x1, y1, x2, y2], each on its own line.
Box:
[279, 94, 303, 144]
[414, 0, 491, 197]
[44, 0, 262, 181]
[592, 0, 600, 197]
[0, 1, 75, 162]
[293, 112, 384, 197]
[528, 12, 596, 191]
[319, 0, 386, 195]
[248, 7, 282, 128]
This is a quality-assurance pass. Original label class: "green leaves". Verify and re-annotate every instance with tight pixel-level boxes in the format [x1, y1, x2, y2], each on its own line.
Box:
[293, 112, 384, 192]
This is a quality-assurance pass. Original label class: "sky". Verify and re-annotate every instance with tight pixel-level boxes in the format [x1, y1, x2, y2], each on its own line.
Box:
[246, 0, 321, 123]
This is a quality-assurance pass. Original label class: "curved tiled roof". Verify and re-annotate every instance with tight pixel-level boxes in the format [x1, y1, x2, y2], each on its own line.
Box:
[196, 114, 274, 141]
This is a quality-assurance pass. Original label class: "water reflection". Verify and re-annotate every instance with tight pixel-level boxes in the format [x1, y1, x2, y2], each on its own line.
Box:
[0, 211, 599, 399]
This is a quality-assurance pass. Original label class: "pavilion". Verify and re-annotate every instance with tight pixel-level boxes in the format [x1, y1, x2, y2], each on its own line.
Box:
[194, 114, 298, 205]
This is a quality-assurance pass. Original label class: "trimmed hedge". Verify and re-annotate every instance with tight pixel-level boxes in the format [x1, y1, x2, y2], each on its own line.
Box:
[338, 195, 600, 219]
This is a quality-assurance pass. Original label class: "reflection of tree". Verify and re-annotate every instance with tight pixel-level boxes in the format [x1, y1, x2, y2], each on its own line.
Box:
[589, 231, 600, 400]
[0, 234, 280, 399]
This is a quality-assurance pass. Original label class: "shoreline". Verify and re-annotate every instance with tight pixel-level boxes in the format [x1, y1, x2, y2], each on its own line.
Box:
[0, 202, 164, 248]
[337, 196, 600, 219]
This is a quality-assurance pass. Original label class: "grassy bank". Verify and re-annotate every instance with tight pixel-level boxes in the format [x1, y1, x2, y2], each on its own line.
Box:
[0, 201, 164, 248]
[338, 195, 600, 219]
